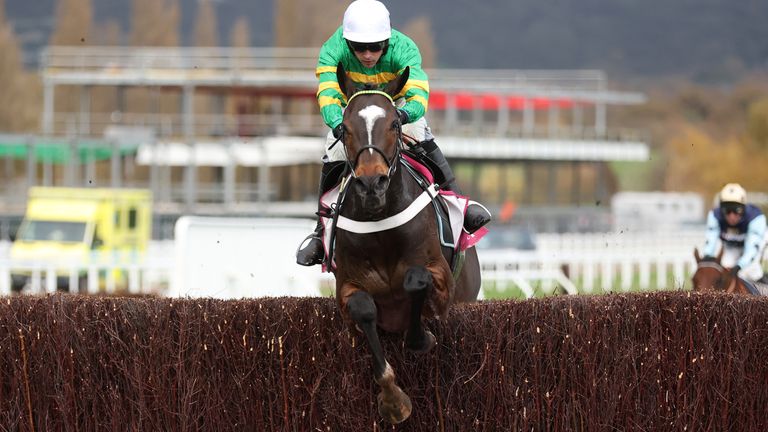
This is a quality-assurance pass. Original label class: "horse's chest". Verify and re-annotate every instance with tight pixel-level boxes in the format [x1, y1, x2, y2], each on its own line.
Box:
[345, 261, 407, 295]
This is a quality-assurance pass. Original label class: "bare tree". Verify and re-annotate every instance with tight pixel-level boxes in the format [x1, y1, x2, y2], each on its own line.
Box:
[0, 0, 40, 132]
[49, 0, 93, 46]
[49, 0, 93, 118]
[230, 17, 251, 48]
[194, 0, 219, 47]
[130, 0, 179, 47]
[274, 0, 346, 47]
[128, 0, 181, 120]
[401, 16, 436, 69]
[91, 20, 123, 119]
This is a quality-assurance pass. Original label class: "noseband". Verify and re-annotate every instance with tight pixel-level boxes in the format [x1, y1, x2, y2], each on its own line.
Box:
[341, 90, 403, 179]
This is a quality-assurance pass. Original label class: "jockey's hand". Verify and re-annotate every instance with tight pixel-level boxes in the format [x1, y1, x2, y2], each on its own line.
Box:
[396, 108, 410, 125]
[730, 265, 741, 277]
[332, 124, 344, 140]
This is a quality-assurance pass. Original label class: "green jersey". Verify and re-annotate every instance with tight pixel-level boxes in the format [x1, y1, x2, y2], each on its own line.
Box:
[316, 26, 430, 129]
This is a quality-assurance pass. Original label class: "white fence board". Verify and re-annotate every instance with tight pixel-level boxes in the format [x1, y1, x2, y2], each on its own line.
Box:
[0, 229, 764, 298]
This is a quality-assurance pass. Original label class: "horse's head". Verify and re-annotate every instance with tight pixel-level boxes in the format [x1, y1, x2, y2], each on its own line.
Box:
[336, 62, 409, 213]
[692, 247, 729, 291]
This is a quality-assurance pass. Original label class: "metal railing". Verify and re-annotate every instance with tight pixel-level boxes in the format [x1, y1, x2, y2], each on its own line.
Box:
[42, 110, 645, 142]
[41, 46, 645, 104]
[2, 230, 753, 298]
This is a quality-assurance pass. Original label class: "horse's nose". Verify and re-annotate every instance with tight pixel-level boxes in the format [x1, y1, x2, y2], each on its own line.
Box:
[358, 174, 390, 196]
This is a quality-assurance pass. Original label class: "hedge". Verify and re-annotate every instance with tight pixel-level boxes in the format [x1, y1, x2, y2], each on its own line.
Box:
[0, 291, 766, 431]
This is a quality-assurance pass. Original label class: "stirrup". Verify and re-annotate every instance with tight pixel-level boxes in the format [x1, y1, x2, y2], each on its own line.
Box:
[463, 201, 492, 234]
[296, 234, 325, 266]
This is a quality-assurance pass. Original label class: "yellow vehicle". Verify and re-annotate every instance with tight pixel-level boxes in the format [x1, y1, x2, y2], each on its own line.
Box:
[10, 187, 152, 292]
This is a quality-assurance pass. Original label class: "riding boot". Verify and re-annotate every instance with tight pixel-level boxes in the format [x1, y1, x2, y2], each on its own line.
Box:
[296, 160, 348, 266]
[416, 139, 491, 233]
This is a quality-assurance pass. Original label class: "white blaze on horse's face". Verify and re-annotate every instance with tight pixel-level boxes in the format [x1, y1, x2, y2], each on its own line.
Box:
[358, 105, 386, 155]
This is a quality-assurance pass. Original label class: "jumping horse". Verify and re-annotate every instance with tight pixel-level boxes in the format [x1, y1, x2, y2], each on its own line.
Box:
[330, 63, 481, 424]
[692, 248, 755, 294]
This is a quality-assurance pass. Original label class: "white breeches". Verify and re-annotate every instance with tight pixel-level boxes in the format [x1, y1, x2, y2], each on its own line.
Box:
[721, 245, 766, 281]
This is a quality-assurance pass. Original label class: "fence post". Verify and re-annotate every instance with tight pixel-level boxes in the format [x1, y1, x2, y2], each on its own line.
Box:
[45, 267, 56, 293]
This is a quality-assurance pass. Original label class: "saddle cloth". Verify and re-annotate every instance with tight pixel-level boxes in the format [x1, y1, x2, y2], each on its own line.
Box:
[318, 155, 488, 272]
[750, 281, 768, 296]
[741, 278, 768, 296]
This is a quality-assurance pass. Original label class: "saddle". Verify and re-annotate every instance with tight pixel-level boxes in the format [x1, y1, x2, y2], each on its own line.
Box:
[742, 278, 768, 295]
[317, 155, 487, 273]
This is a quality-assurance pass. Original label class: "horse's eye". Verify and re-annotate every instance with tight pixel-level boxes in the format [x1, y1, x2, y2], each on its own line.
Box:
[391, 120, 399, 129]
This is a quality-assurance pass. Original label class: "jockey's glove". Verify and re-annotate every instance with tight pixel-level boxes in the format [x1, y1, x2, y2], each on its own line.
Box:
[396, 108, 410, 125]
[730, 265, 741, 277]
[332, 124, 344, 140]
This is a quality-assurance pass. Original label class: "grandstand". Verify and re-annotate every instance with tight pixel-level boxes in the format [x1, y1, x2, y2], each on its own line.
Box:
[0, 46, 648, 236]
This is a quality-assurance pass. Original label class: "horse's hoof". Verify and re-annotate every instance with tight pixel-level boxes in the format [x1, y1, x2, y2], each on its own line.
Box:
[378, 386, 412, 424]
[405, 330, 436, 354]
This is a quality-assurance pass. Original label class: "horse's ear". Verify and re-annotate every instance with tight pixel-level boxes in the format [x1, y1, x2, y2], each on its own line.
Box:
[694, 247, 701, 263]
[336, 62, 355, 99]
[384, 66, 409, 98]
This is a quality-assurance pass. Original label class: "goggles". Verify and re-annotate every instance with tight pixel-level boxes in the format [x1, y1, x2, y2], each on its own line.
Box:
[347, 40, 387, 53]
[721, 203, 745, 215]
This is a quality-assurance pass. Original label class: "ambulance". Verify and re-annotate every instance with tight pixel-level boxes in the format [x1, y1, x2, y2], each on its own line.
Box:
[10, 187, 152, 291]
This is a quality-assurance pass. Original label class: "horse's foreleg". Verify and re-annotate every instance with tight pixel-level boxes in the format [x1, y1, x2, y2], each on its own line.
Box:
[346, 290, 412, 424]
[403, 266, 437, 353]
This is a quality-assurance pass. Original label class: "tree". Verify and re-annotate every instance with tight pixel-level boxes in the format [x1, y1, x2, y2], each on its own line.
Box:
[91, 20, 123, 117]
[746, 98, 768, 151]
[0, 0, 40, 132]
[194, 0, 219, 47]
[49, 0, 93, 117]
[130, 0, 179, 47]
[401, 17, 436, 69]
[663, 125, 748, 196]
[49, 0, 92, 46]
[274, 0, 346, 47]
[230, 17, 251, 48]
[128, 0, 180, 117]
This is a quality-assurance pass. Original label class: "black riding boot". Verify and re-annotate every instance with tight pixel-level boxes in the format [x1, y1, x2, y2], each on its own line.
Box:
[416, 139, 491, 233]
[296, 160, 348, 266]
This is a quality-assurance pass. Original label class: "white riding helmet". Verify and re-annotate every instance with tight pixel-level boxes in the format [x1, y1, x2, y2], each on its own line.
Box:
[342, 0, 391, 43]
[719, 183, 747, 205]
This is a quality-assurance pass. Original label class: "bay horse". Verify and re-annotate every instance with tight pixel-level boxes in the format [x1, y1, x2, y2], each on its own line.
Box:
[692, 247, 754, 294]
[331, 63, 481, 424]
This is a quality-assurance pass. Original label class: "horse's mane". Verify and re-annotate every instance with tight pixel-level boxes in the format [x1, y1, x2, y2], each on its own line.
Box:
[358, 83, 378, 91]
[699, 256, 720, 263]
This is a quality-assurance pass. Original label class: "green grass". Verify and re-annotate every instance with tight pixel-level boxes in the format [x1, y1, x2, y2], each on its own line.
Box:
[481, 270, 693, 300]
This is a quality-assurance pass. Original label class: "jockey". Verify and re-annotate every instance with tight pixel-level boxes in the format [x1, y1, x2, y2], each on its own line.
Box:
[702, 183, 768, 284]
[296, 0, 492, 266]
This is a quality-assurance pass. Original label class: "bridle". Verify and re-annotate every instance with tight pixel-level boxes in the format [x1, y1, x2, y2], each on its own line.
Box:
[694, 260, 736, 291]
[336, 89, 403, 179]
